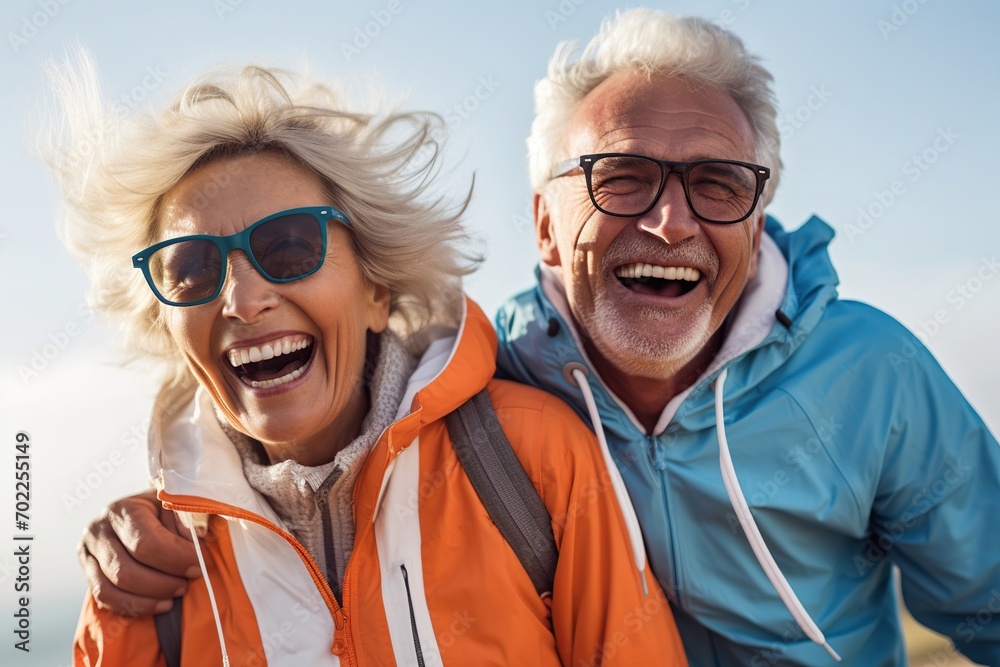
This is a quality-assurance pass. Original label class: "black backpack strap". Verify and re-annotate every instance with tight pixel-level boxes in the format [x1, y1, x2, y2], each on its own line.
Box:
[153, 596, 183, 667]
[445, 388, 558, 597]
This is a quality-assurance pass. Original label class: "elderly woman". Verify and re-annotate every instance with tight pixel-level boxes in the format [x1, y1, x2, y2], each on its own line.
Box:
[49, 59, 687, 666]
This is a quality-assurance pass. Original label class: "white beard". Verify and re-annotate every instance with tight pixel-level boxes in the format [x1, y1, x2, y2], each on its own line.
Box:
[580, 286, 716, 381]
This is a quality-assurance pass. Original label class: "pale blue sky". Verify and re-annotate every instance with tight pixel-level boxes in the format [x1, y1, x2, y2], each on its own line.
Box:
[1, 2, 998, 664]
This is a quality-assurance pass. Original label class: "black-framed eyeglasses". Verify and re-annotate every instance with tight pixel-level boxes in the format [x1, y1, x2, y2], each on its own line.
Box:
[132, 206, 351, 307]
[550, 153, 770, 224]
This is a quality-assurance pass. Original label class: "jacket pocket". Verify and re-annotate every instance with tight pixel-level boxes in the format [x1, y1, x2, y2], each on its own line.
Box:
[400, 564, 426, 667]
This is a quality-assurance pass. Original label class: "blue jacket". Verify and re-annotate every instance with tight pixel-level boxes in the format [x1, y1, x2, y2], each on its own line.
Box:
[495, 215, 1000, 666]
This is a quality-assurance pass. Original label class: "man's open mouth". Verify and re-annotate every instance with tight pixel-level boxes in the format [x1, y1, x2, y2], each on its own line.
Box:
[614, 262, 702, 298]
[226, 335, 315, 389]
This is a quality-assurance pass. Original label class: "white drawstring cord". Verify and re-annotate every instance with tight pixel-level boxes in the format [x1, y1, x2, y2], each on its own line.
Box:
[713, 368, 840, 662]
[571, 367, 650, 595]
[186, 515, 231, 667]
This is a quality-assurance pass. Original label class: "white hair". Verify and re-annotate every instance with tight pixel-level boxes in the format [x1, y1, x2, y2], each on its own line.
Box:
[40, 52, 479, 378]
[528, 8, 782, 205]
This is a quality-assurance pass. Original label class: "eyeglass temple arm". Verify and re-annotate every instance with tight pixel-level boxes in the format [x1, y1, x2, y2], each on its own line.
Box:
[550, 157, 583, 180]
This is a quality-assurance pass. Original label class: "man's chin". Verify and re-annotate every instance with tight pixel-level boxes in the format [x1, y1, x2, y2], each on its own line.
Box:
[583, 310, 713, 384]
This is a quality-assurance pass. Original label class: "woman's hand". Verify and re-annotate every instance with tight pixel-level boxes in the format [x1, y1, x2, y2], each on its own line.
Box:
[77, 490, 201, 616]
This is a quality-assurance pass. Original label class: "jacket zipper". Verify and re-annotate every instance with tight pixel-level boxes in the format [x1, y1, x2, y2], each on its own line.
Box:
[160, 499, 346, 627]
[400, 564, 426, 667]
[654, 434, 683, 607]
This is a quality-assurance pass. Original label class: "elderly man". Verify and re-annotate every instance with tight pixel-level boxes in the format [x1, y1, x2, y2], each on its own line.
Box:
[80, 9, 1000, 667]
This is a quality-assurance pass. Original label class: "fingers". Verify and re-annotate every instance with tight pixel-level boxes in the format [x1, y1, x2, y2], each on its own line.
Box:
[105, 491, 201, 578]
[78, 490, 205, 615]
[77, 540, 174, 617]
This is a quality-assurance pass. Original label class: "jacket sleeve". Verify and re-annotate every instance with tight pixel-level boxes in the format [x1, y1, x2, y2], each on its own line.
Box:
[874, 329, 1000, 665]
[74, 593, 165, 667]
[532, 393, 688, 667]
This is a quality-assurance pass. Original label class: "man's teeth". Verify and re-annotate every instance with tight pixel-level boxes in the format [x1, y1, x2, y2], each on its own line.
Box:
[615, 263, 701, 281]
[227, 335, 312, 367]
[249, 366, 307, 389]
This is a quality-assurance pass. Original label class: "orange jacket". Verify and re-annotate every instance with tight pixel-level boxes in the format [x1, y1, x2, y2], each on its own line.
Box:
[73, 297, 688, 666]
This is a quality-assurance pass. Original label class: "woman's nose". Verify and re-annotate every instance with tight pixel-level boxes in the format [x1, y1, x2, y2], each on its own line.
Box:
[219, 251, 280, 322]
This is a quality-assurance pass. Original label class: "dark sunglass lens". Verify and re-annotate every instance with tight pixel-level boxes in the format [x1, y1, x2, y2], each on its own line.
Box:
[590, 156, 663, 216]
[250, 213, 325, 281]
[687, 162, 758, 222]
[148, 239, 223, 304]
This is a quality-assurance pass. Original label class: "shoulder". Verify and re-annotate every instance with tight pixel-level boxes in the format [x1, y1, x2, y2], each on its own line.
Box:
[818, 299, 915, 347]
[485, 378, 596, 443]
[483, 378, 606, 504]
[809, 299, 962, 387]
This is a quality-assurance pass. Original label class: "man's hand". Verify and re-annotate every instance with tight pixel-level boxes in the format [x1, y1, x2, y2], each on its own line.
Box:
[78, 490, 201, 616]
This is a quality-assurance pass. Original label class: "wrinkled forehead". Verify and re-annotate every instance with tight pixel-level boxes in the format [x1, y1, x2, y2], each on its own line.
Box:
[565, 72, 757, 163]
[154, 152, 329, 241]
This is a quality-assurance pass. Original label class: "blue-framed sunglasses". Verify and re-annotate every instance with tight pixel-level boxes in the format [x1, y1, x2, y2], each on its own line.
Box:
[132, 206, 351, 307]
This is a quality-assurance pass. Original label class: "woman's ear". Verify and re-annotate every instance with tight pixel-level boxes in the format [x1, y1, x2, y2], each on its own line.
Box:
[366, 280, 392, 333]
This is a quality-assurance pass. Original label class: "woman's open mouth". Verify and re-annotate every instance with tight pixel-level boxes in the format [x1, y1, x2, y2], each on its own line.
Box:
[225, 334, 315, 389]
[614, 262, 701, 298]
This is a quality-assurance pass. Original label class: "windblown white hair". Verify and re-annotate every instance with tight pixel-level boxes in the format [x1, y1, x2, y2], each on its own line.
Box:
[528, 9, 782, 205]
[41, 52, 478, 378]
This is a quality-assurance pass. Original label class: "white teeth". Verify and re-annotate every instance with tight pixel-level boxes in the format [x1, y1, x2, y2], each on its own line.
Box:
[249, 365, 307, 389]
[226, 335, 313, 368]
[615, 263, 701, 281]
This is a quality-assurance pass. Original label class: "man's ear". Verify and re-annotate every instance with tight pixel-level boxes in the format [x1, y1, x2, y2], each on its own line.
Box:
[746, 211, 767, 281]
[534, 191, 561, 267]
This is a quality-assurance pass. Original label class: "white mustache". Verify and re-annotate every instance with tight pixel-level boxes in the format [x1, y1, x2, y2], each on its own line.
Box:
[603, 234, 719, 277]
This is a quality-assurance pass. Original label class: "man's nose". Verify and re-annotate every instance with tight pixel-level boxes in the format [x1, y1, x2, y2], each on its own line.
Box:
[634, 174, 700, 244]
[220, 251, 280, 322]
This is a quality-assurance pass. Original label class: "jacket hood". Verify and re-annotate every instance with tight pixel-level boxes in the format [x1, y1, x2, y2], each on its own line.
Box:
[496, 214, 840, 437]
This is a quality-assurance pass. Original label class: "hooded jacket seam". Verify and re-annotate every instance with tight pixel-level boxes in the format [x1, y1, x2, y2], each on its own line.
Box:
[772, 386, 865, 520]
